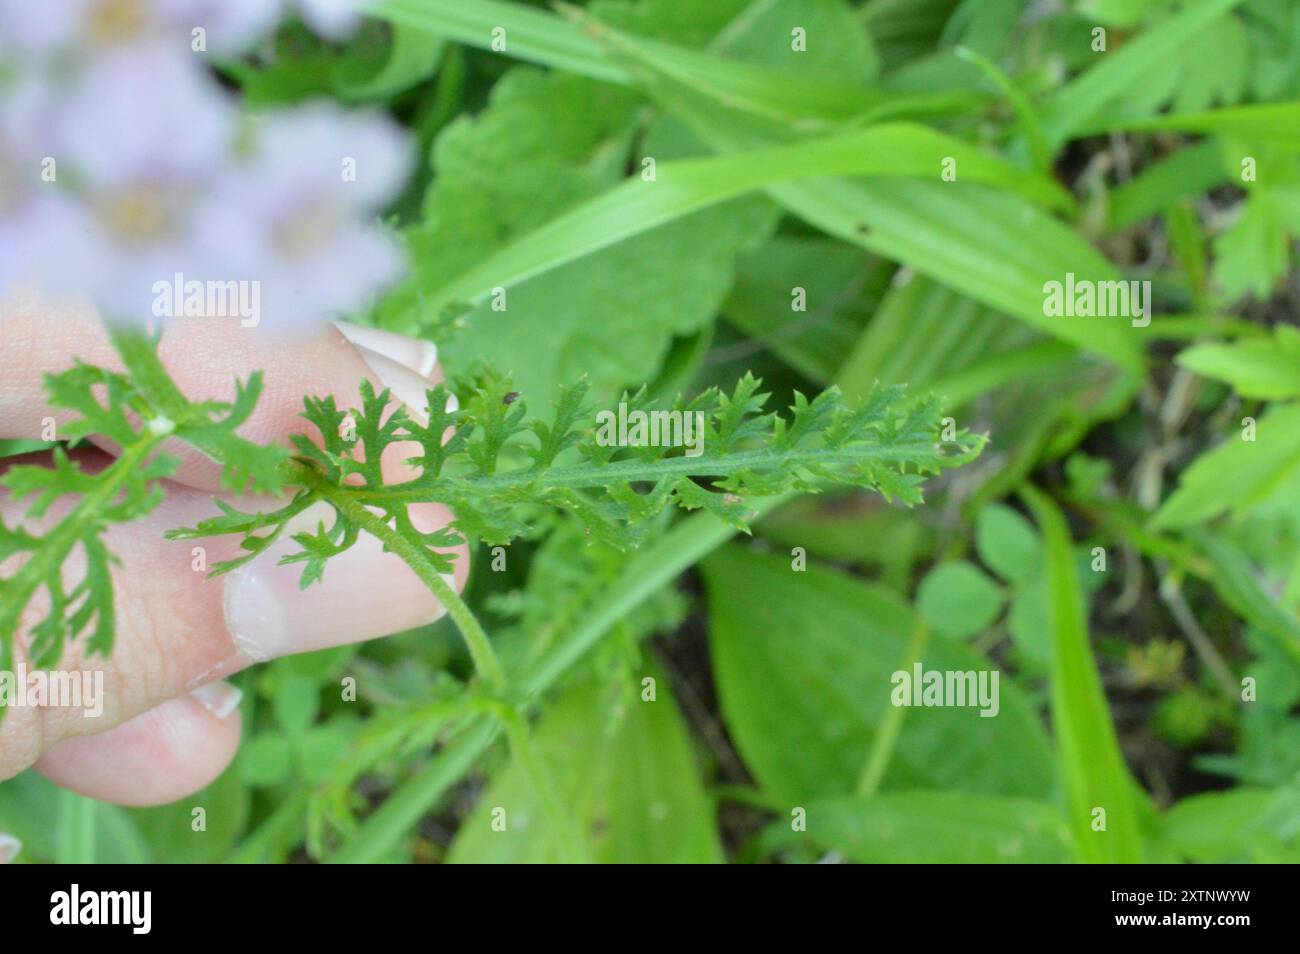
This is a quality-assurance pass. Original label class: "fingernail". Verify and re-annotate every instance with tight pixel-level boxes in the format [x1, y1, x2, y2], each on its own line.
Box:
[222, 503, 454, 661]
[0, 833, 21, 864]
[190, 681, 242, 719]
[354, 345, 459, 422]
[334, 321, 438, 377]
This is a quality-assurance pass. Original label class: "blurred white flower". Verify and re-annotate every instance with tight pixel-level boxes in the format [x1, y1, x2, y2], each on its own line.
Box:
[0, 0, 277, 57]
[295, 0, 364, 41]
[0, 0, 83, 57]
[58, 46, 234, 185]
[206, 103, 412, 326]
[0, 0, 411, 332]
[31, 48, 239, 317]
[0, 78, 88, 294]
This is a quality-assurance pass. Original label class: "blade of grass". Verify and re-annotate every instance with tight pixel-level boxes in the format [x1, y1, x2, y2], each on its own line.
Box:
[855, 618, 930, 797]
[327, 717, 499, 864]
[555, 0, 871, 127]
[761, 176, 1140, 371]
[926, 339, 1079, 410]
[420, 122, 1073, 315]
[606, 51, 1143, 373]
[1021, 485, 1143, 863]
[1108, 140, 1228, 231]
[366, 0, 625, 83]
[377, 0, 1139, 372]
[226, 791, 310, 864]
[1086, 101, 1300, 146]
[953, 44, 1049, 174]
[57, 790, 98, 864]
[368, 0, 980, 127]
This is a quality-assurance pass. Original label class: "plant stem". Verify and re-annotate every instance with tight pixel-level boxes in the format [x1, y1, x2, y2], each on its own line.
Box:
[345, 441, 951, 505]
[1156, 569, 1240, 700]
[330, 498, 790, 862]
[856, 617, 929, 797]
[314, 466, 585, 860]
[57, 790, 97, 864]
[522, 493, 790, 696]
[326, 717, 499, 864]
[225, 790, 310, 864]
[309, 475, 508, 695]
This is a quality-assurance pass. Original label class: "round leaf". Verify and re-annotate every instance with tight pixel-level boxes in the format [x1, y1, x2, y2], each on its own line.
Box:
[917, 560, 1006, 639]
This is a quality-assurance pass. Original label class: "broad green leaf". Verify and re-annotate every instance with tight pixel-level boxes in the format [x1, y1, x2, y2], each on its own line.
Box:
[570, 3, 878, 128]
[437, 107, 1138, 373]
[241, 733, 295, 788]
[1079, 0, 1159, 29]
[1007, 574, 1052, 665]
[818, 179, 1140, 372]
[1021, 486, 1143, 863]
[271, 672, 321, 737]
[576, 29, 1147, 379]
[128, 761, 251, 864]
[226, 24, 348, 105]
[1179, 326, 1300, 399]
[381, 1, 910, 403]
[756, 494, 933, 592]
[1169, 13, 1250, 113]
[1152, 402, 1300, 529]
[917, 560, 1006, 639]
[378, 66, 773, 404]
[1245, 1, 1300, 99]
[722, 236, 880, 384]
[701, 545, 1055, 805]
[447, 673, 723, 863]
[975, 502, 1042, 585]
[0, 774, 151, 863]
[774, 791, 1074, 863]
[689, 0, 879, 83]
[589, 0, 750, 48]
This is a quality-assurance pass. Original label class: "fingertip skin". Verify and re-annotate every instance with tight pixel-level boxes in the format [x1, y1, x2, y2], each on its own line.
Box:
[35, 692, 242, 806]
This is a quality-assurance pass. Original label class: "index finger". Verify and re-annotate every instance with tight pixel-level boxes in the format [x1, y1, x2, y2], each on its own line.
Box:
[0, 287, 444, 492]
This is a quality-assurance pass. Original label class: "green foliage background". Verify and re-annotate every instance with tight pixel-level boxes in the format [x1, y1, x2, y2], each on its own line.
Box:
[5, 0, 1300, 863]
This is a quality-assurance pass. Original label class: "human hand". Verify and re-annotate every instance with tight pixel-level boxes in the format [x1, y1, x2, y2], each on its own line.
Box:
[0, 293, 468, 833]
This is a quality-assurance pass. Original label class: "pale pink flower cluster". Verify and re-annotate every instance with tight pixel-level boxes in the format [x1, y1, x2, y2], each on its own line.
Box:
[0, 0, 411, 331]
